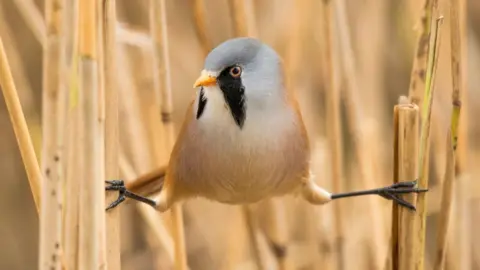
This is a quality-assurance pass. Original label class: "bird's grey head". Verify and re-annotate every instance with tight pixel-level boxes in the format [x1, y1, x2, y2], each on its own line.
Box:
[193, 37, 285, 129]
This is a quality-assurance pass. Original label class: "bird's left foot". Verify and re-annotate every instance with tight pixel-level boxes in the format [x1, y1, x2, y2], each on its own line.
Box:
[105, 179, 157, 210]
[377, 180, 428, 211]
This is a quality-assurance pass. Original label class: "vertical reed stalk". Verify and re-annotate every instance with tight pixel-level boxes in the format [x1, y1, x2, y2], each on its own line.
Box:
[282, 0, 303, 90]
[64, 104, 81, 269]
[78, 0, 104, 268]
[433, 0, 465, 267]
[63, 1, 81, 267]
[102, 0, 120, 269]
[0, 28, 41, 213]
[40, 0, 65, 269]
[191, 0, 211, 56]
[413, 14, 443, 270]
[243, 206, 267, 270]
[116, 46, 176, 267]
[262, 199, 293, 270]
[454, 0, 468, 182]
[11, 0, 46, 44]
[322, 0, 345, 269]
[334, 0, 387, 267]
[228, 0, 257, 37]
[0, 6, 44, 164]
[454, 0, 470, 268]
[433, 132, 456, 270]
[118, 152, 175, 262]
[392, 104, 420, 270]
[150, 1, 187, 269]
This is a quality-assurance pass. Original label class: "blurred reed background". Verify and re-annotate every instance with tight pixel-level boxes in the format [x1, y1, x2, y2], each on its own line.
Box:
[0, 0, 479, 269]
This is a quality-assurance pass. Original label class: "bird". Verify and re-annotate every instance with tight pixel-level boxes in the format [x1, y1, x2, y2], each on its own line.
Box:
[105, 37, 427, 213]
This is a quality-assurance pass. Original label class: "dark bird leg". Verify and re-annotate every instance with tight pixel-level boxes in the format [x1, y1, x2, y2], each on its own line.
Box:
[105, 180, 157, 210]
[331, 181, 428, 211]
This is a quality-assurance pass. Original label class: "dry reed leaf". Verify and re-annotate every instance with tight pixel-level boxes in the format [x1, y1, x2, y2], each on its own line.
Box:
[413, 13, 444, 270]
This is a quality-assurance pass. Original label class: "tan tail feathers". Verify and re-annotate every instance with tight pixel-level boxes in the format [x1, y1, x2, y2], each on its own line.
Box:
[125, 165, 167, 197]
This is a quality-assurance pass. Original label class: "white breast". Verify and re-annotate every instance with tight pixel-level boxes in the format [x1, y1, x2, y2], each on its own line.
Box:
[174, 86, 309, 204]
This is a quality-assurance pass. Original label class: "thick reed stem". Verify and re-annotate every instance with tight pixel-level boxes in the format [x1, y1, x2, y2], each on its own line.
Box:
[392, 104, 420, 270]
[102, 0, 121, 269]
[77, 0, 105, 268]
[63, 1, 81, 267]
[39, 0, 66, 269]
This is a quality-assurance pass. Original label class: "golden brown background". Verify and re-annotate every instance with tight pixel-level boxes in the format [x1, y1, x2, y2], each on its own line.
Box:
[1, 0, 479, 269]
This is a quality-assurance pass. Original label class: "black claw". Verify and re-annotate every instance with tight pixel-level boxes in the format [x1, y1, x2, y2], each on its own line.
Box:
[105, 179, 127, 211]
[390, 180, 417, 188]
[384, 193, 416, 211]
[106, 195, 126, 211]
[105, 179, 124, 187]
[105, 179, 157, 210]
[377, 181, 427, 211]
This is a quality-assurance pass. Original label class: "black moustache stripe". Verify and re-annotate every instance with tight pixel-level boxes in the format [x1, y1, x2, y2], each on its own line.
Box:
[221, 85, 245, 128]
[217, 68, 246, 129]
[196, 87, 207, 119]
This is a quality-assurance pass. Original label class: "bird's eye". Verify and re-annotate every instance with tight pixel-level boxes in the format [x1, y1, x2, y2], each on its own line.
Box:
[229, 66, 242, 78]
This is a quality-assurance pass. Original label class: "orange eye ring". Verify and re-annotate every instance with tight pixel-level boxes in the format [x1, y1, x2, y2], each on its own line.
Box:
[229, 66, 242, 78]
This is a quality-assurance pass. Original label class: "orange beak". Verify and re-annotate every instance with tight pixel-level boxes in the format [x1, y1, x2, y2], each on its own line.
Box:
[193, 73, 217, 88]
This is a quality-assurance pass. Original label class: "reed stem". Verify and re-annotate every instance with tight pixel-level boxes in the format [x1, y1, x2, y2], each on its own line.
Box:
[102, 0, 120, 269]
[433, 0, 465, 267]
[191, 0, 211, 56]
[322, 1, 345, 269]
[150, 0, 187, 269]
[413, 14, 444, 270]
[63, 1, 81, 267]
[0, 27, 41, 213]
[39, 0, 66, 268]
[228, 0, 257, 37]
[334, 0, 387, 267]
[77, 0, 104, 268]
[392, 104, 420, 270]
[11, 0, 46, 44]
